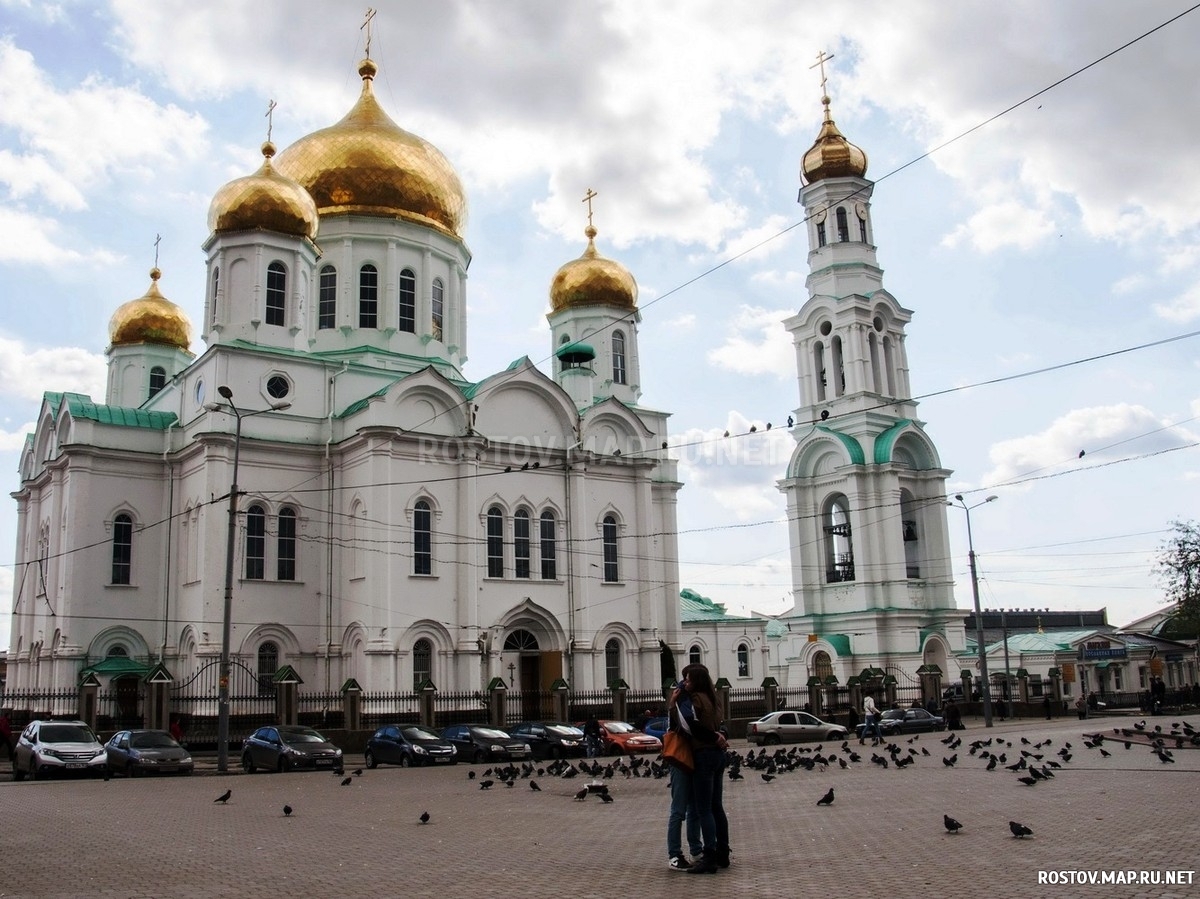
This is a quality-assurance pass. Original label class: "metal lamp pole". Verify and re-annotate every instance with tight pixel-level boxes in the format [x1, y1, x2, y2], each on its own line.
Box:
[948, 494, 998, 728]
[207, 386, 290, 773]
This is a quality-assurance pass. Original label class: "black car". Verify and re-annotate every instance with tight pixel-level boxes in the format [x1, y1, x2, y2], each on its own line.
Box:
[857, 707, 946, 738]
[241, 725, 344, 774]
[508, 721, 587, 760]
[365, 724, 458, 768]
[439, 724, 532, 763]
[105, 729, 194, 777]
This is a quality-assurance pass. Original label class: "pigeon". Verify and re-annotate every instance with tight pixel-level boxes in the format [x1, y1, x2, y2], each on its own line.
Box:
[340, 776, 353, 786]
[419, 811, 430, 824]
[1017, 776, 1037, 787]
[944, 814, 963, 834]
[599, 792, 614, 803]
[467, 770, 476, 780]
[479, 779, 494, 790]
[529, 780, 541, 791]
[985, 757, 998, 771]
[761, 773, 775, 783]
[942, 754, 957, 767]
[352, 768, 364, 777]
[1010, 820, 1034, 839]
[817, 788, 835, 806]
[1098, 748, 1111, 758]
[574, 788, 588, 801]
[214, 790, 231, 804]
[283, 805, 293, 817]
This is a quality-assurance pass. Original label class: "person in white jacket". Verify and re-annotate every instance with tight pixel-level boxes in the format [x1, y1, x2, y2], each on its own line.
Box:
[860, 694, 884, 745]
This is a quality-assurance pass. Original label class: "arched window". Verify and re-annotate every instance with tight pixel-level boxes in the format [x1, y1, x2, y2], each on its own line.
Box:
[823, 496, 854, 583]
[277, 507, 296, 581]
[605, 638, 621, 687]
[318, 265, 337, 330]
[210, 267, 220, 327]
[398, 268, 416, 333]
[359, 264, 378, 328]
[514, 509, 531, 579]
[413, 500, 432, 575]
[503, 629, 539, 651]
[859, 215, 868, 242]
[689, 644, 702, 666]
[149, 366, 166, 398]
[266, 261, 286, 326]
[836, 207, 850, 242]
[245, 504, 266, 580]
[813, 650, 833, 681]
[431, 278, 444, 341]
[816, 219, 827, 248]
[539, 510, 556, 580]
[602, 515, 619, 583]
[831, 335, 845, 396]
[900, 490, 920, 579]
[257, 641, 278, 695]
[413, 638, 432, 690]
[612, 330, 627, 385]
[812, 340, 827, 403]
[737, 642, 750, 678]
[486, 507, 504, 578]
[111, 513, 133, 585]
[107, 645, 128, 658]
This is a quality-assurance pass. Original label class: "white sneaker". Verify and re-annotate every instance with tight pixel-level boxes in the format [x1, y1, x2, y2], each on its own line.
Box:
[668, 856, 692, 871]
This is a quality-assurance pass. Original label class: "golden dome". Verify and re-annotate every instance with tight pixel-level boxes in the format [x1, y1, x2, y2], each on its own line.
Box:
[801, 95, 868, 183]
[207, 141, 319, 240]
[550, 225, 637, 313]
[109, 268, 192, 350]
[274, 59, 467, 239]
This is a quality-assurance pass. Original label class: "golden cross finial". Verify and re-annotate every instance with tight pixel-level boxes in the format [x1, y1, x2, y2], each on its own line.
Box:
[582, 188, 599, 229]
[362, 7, 377, 58]
[154, 233, 161, 268]
[265, 99, 277, 142]
[810, 50, 835, 97]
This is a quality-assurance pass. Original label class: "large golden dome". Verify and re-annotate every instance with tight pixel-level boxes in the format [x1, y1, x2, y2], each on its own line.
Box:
[207, 142, 319, 240]
[274, 59, 467, 239]
[801, 96, 868, 183]
[550, 226, 637, 313]
[109, 268, 192, 350]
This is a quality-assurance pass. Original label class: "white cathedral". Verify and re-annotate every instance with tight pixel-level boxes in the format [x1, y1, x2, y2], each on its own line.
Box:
[7, 54, 965, 704]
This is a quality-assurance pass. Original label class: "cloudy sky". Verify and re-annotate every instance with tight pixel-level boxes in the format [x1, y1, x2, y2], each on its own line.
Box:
[3, 1, 1199, 652]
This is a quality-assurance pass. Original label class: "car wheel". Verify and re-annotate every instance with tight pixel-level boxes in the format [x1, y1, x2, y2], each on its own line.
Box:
[364, 749, 378, 770]
[277, 756, 290, 773]
[473, 749, 486, 764]
[30, 762, 41, 781]
[399, 754, 411, 768]
[129, 763, 140, 778]
[764, 734, 781, 745]
[241, 753, 256, 774]
[12, 762, 25, 782]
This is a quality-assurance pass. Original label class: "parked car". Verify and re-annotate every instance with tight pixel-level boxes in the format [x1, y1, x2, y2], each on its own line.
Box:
[746, 710, 849, 745]
[12, 719, 107, 780]
[857, 707, 946, 738]
[439, 724, 532, 763]
[365, 724, 457, 768]
[580, 720, 663, 755]
[105, 729, 194, 777]
[508, 722, 587, 759]
[241, 725, 344, 774]
[642, 716, 669, 741]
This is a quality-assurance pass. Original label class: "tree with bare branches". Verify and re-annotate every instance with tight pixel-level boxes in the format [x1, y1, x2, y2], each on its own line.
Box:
[1156, 520, 1200, 622]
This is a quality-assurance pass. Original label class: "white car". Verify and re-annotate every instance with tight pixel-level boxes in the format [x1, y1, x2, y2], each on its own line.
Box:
[13, 720, 108, 780]
[746, 711, 848, 745]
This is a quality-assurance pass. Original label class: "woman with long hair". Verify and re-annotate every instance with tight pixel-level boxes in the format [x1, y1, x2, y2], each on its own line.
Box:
[676, 663, 730, 873]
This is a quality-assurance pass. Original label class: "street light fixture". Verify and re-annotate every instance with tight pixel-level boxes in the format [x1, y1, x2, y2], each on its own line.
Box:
[947, 493, 998, 728]
[204, 386, 291, 773]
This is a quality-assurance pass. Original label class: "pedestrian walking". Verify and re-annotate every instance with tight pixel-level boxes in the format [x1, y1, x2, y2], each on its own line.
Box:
[859, 694, 883, 745]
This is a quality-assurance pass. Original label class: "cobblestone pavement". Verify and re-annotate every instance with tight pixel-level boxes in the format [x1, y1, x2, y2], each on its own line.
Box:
[2, 714, 1198, 898]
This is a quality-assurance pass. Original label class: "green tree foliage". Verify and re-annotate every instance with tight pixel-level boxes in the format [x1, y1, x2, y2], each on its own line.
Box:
[1155, 519, 1200, 621]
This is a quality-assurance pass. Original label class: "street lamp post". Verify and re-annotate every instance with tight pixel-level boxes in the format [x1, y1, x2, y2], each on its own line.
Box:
[948, 494, 998, 728]
[205, 386, 290, 773]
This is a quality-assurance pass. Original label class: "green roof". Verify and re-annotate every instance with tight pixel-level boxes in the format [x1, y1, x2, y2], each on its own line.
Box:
[822, 633, 852, 655]
[873, 419, 914, 465]
[680, 588, 734, 622]
[79, 656, 151, 679]
[815, 425, 865, 465]
[48, 392, 177, 429]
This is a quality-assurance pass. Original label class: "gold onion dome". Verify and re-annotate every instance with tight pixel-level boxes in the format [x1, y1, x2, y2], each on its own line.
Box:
[550, 225, 637, 313]
[109, 268, 192, 350]
[207, 141, 319, 240]
[274, 58, 467, 239]
[801, 95, 868, 183]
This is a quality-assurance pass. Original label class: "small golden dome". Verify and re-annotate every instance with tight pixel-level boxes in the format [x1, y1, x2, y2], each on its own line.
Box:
[274, 59, 467, 239]
[801, 96, 868, 183]
[109, 268, 192, 350]
[550, 225, 637, 313]
[207, 141, 319, 240]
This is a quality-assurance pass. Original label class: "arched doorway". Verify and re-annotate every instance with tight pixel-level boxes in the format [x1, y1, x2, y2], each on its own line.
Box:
[504, 628, 543, 720]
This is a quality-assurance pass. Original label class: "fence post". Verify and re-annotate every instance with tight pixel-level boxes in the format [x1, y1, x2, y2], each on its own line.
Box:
[551, 678, 570, 723]
[1016, 668, 1030, 706]
[714, 678, 730, 724]
[761, 676, 778, 713]
[823, 676, 840, 718]
[847, 676, 862, 720]
[144, 663, 174, 731]
[273, 665, 302, 726]
[883, 674, 898, 708]
[341, 678, 363, 732]
[1048, 668, 1063, 713]
[78, 673, 100, 730]
[610, 679, 629, 723]
[806, 676, 823, 715]
[960, 669, 974, 700]
[418, 679, 437, 728]
[487, 677, 508, 727]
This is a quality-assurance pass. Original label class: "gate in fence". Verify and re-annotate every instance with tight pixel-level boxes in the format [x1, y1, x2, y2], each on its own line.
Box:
[170, 659, 274, 747]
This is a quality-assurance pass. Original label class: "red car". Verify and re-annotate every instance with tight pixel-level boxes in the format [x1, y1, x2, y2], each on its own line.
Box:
[581, 720, 663, 755]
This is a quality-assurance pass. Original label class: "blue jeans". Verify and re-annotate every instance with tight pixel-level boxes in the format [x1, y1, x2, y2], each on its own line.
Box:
[861, 714, 883, 741]
[667, 765, 701, 859]
[691, 746, 729, 854]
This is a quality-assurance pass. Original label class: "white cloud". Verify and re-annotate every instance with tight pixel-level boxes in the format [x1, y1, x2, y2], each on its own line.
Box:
[1153, 284, 1200, 323]
[0, 423, 34, 451]
[942, 198, 1057, 253]
[707, 305, 793, 377]
[0, 335, 106, 402]
[0, 207, 122, 266]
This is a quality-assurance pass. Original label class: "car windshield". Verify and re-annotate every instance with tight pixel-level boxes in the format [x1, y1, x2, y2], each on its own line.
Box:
[282, 730, 326, 744]
[131, 732, 179, 749]
[604, 722, 634, 733]
[547, 725, 583, 737]
[403, 727, 442, 741]
[41, 724, 96, 743]
[471, 727, 509, 739]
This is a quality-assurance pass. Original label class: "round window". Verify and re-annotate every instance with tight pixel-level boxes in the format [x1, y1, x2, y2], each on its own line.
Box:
[873, 316, 884, 332]
[195, 379, 206, 406]
[819, 321, 832, 337]
[266, 376, 290, 399]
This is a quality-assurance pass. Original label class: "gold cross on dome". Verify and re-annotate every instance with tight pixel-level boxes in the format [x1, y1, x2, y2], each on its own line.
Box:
[810, 49, 835, 96]
[154, 233, 161, 267]
[265, 99, 277, 142]
[362, 7, 377, 58]
[582, 188, 598, 228]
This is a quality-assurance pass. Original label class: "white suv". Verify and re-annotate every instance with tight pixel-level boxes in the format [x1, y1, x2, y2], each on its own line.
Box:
[13, 720, 107, 780]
